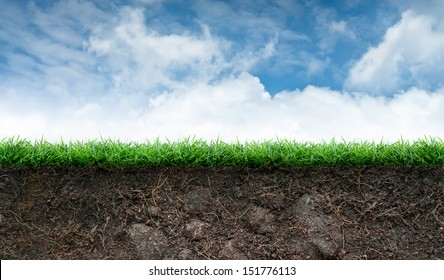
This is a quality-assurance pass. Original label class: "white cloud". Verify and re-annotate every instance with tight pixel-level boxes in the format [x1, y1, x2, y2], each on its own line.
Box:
[192, 0, 303, 72]
[86, 6, 230, 93]
[308, 3, 356, 52]
[345, 10, 444, 94]
[301, 52, 329, 76]
[2, 72, 444, 143]
[328, 20, 355, 39]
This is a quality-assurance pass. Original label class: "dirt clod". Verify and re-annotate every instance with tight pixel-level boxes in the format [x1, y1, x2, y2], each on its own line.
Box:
[128, 223, 169, 259]
[245, 205, 275, 234]
[219, 240, 247, 259]
[184, 219, 207, 240]
[291, 194, 342, 258]
[182, 187, 213, 215]
[147, 206, 161, 217]
[178, 248, 193, 259]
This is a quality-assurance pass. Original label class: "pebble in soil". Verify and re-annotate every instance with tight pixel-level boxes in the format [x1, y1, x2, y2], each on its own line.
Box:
[290, 194, 343, 259]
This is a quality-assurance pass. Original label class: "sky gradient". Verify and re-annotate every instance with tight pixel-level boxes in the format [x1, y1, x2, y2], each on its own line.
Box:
[1, 0, 444, 143]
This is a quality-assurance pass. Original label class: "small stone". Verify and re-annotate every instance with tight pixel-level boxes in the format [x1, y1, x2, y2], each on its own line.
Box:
[178, 248, 193, 259]
[311, 236, 339, 258]
[245, 206, 275, 234]
[147, 206, 161, 217]
[128, 223, 169, 259]
[184, 219, 207, 240]
[218, 240, 247, 259]
[290, 194, 342, 258]
[422, 177, 433, 186]
[183, 188, 212, 215]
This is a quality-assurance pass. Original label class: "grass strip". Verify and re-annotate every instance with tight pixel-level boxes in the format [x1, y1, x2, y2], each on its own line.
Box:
[1, 136, 443, 167]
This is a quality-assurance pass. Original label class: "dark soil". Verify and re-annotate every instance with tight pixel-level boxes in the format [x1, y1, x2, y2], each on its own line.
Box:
[1, 166, 443, 260]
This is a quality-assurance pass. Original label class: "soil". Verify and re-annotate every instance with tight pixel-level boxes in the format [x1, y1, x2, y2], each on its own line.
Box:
[1, 166, 443, 260]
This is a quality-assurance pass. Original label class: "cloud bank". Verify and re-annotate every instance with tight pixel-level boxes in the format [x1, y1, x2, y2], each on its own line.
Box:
[1, 1, 444, 143]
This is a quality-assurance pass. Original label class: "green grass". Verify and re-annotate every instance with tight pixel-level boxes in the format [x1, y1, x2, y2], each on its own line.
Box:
[1, 136, 444, 168]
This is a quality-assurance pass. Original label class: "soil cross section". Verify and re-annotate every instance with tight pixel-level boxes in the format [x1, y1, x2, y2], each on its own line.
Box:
[1, 166, 443, 259]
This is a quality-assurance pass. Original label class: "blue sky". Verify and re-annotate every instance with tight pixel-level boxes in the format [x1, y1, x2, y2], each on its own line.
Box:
[1, 0, 444, 143]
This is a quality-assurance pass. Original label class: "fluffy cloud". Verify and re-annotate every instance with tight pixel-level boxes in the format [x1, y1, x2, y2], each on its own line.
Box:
[86, 7, 228, 93]
[2, 72, 444, 143]
[345, 10, 444, 94]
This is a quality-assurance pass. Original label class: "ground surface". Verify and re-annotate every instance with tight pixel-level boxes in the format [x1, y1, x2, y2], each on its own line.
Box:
[1, 166, 443, 260]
